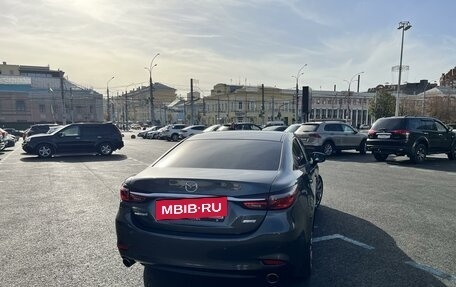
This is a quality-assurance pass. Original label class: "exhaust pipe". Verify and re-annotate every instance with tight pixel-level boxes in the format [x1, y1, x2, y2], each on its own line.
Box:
[265, 273, 280, 285]
[122, 257, 136, 267]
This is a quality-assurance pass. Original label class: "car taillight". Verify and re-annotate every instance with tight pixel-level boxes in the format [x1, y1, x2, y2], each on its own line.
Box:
[368, 129, 376, 136]
[392, 129, 409, 136]
[120, 185, 146, 202]
[242, 200, 268, 209]
[308, 133, 321, 138]
[268, 187, 298, 210]
[242, 187, 298, 210]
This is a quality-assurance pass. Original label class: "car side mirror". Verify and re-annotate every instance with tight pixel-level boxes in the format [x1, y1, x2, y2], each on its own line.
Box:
[312, 152, 326, 164]
[58, 132, 64, 137]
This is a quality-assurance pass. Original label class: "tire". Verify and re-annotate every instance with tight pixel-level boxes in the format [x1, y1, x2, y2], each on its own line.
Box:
[447, 144, 456, 160]
[293, 231, 312, 282]
[315, 175, 323, 208]
[410, 143, 427, 164]
[321, 141, 335, 156]
[359, 140, 367, 155]
[143, 266, 157, 287]
[373, 152, 388, 162]
[37, 143, 54, 158]
[152, 134, 158, 139]
[171, 133, 179, 141]
[98, 142, 113, 155]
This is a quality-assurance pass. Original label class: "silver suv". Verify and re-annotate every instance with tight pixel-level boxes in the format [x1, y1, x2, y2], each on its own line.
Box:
[160, 124, 188, 141]
[294, 121, 367, 155]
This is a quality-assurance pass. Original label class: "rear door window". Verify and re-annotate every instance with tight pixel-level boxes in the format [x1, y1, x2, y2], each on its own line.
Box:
[372, 118, 405, 131]
[324, 124, 343, 132]
[298, 124, 319, 132]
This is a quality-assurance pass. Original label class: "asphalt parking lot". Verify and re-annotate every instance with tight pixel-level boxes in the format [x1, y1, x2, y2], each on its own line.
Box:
[0, 134, 455, 287]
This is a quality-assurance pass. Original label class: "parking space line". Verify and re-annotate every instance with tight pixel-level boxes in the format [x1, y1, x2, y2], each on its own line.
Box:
[405, 261, 456, 282]
[313, 234, 375, 250]
[0, 146, 18, 164]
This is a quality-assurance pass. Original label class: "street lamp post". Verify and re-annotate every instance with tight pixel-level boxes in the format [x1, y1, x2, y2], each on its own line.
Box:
[145, 53, 160, 124]
[292, 64, 307, 123]
[395, 21, 412, 116]
[106, 76, 115, 121]
[344, 71, 364, 124]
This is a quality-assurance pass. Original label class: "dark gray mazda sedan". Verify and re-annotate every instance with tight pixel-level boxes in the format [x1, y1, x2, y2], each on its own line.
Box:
[115, 131, 325, 285]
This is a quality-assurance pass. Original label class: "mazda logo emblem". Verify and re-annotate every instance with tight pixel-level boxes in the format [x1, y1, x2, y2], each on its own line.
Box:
[185, 181, 198, 193]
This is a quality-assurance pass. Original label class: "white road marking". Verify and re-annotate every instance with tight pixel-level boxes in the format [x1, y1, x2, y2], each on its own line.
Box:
[313, 234, 375, 250]
[0, 146, 18, 164]
[405, 261, 456, 282]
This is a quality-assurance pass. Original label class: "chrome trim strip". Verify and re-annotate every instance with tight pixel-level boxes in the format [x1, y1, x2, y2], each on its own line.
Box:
[129, 192, 265, 202]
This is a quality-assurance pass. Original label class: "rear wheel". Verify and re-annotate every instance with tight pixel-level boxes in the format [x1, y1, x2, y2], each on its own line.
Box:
[321, 141, 335, 156]
[37, 143, 54, 158]
[447, 144, 456, 160]
[293, 231, 312, 283]
[171, 133, 179, 141]
[410, 143, 427, 163]
[98, 142, 113, 155]
[359, 140, 367, 155]
[373, 152, 388, 162]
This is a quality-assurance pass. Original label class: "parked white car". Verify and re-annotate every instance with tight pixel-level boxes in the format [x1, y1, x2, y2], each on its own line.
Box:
[178, 125, 206, 139]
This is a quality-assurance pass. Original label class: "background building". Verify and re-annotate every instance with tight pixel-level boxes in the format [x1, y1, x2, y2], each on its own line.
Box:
[111, 82, 177, 127]
[0, 62, 102, 129]
[201, 83, 376, 127]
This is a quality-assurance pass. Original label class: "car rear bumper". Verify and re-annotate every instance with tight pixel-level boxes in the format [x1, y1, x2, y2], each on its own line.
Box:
[115, 209, 306, 277]
[366, 142, 411, 155]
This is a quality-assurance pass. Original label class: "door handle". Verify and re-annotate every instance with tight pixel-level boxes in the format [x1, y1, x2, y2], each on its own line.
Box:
[76, 137, 80, 139]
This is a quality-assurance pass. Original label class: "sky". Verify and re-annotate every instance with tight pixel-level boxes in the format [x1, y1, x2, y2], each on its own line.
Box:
[1, 0, 455, 97]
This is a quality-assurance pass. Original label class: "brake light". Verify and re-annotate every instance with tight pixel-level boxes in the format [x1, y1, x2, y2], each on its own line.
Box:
[120, 185, 146, 202]
[242, 200, 268, 209]
[391, 129, 409, 136]
[268, 188, 298, 210]
[308, 133, 321, 138]
[242, 187, 298, 210]
[261, 259, 286, 266]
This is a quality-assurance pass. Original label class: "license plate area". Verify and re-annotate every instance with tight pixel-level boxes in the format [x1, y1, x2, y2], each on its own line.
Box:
[377, 133, 391, 139]
[155, 197, 228, 221]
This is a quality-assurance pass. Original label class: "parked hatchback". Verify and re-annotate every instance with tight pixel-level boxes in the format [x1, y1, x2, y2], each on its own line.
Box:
[294, 121, 367, 156]
[116, 131, 325, 285]
[22, 122, 124, 158]
[367, 116, 456, 163]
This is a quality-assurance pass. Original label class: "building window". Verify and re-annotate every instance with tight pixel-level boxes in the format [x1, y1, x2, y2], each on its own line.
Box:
[90, 105, 94, 113]
[39, 104, 45, 113]
[238, 101, 243, 110]
[16, 100, 26, 111]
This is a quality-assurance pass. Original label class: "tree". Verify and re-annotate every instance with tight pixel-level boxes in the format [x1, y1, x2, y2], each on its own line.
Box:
[369, 90, 395, 119]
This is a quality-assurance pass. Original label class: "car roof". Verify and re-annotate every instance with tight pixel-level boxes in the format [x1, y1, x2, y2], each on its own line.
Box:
[188, 130, 286, 142]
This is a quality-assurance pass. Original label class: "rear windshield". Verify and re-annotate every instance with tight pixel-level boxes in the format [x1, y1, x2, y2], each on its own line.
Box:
[371, 118, 406, 130]
[297, 124, 319, 132]
[155, 139, 282, 170]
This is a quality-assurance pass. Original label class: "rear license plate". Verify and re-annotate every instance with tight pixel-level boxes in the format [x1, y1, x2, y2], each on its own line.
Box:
[377, 133, 391, 139]
[155, 197, 228, 220]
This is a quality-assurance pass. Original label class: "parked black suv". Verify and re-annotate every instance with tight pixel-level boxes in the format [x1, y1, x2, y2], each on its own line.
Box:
[22, 123, 124, 158]
[367, 116, 456, 163]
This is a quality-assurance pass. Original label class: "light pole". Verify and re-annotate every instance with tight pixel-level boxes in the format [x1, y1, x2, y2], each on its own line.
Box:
[145, 53, 160, 124]
[292, 64, 307, 123]
[344, 71, 364, 123]
[106, 76, 115, 121]
[395, 21, 412, 116]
